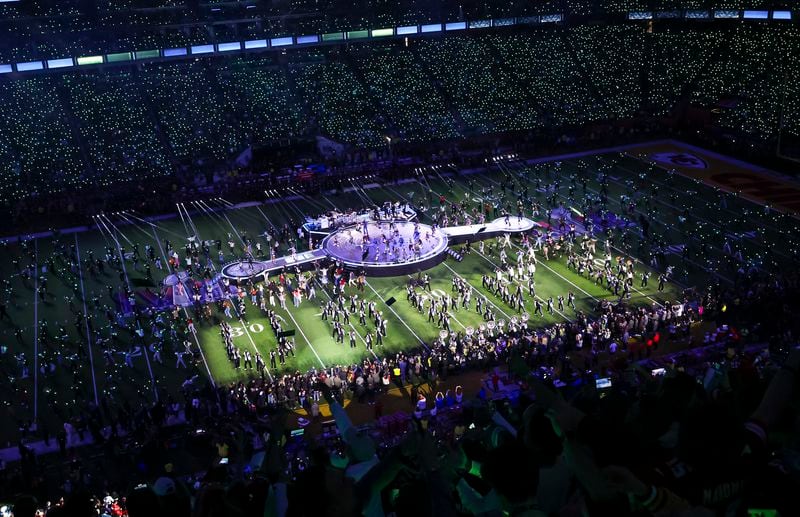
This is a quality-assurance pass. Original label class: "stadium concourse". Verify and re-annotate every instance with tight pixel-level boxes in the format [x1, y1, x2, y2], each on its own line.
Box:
[1, 3, 800, 516]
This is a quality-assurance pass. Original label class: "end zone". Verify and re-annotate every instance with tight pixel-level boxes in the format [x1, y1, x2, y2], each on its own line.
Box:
[625, 140, 800, 218]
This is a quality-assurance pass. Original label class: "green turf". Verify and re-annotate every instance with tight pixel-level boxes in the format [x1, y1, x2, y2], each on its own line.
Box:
[1, 148, 796, 444]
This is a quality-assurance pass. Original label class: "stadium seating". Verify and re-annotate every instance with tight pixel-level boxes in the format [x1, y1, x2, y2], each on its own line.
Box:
[214, 57, 305, 145]
[290, 54, 386, 147]
[644, 28, 724, 116]
[141, 61, 247, 164]
[569, 24, 644, 120]
[350, 45, 460, 142]
[414, 36, 540, 133]
[0, 77, 85, 203]
[488, 31, 603, 127]
[688, 25, 794, 143]
[63, 73, 172, 184]
[0, 23, 798, 204]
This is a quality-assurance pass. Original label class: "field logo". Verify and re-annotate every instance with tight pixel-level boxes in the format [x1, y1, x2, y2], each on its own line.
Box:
[229, 323, 266, 339]
[651, 152, 708, 170]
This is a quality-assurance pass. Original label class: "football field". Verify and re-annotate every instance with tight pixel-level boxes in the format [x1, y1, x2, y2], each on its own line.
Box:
[1, 143, 797, 443]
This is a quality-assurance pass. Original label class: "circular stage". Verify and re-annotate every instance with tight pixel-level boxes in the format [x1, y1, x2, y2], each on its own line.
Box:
[220, 259, 270, 282]
[322, 220, 449, 276]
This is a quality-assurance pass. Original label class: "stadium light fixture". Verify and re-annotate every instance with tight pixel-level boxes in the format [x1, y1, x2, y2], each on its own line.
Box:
[396, 26, 418, 35]
[163, 48, 188, 57]
[372, 28, 394, 38]
[420, 24, 442, 33]
[743, 10, 769, 19]
[191, 44, 215, 55]
[218, 42, 242, 52]
[244, 39, 268, 49]
[445, 22, 467, 31]
[47, 58, 74, 69]
[16, 61, 44, 71]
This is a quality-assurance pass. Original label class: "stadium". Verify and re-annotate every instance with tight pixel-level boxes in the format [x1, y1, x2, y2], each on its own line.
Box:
[1, 0, 800, 515]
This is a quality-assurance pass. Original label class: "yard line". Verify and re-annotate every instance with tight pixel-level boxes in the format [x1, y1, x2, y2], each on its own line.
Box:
[406, 274, 468, 331]
[472, 250, 572, 322]
[33, 238, 39, 425]
[212, 201, 340, 367]
[415, 172, 606, 305]
[376, 182, 574, 321]
[74, 233, 100, 406]
[279, 306, 326, 368]
[192, 202, 237, 244]
[503, 159, 733, 285]
[477, 176, 650, 303]
[610, 155, 788, 239]
[178, 205, 270, 367]
[124, 211, 187, 240]
[192, 211, 326, 369]
[175, 203, 194, 239]
[365, 280, 428, 349]
[514, 244, 600, 304]
[440, 262, 513, 322]
[489, 164, 677, 303]
[435, 168, 665, 306]
[179, 204, 295, 375]
[221, 212, 247, 247]
[271, 192, 307, 228]
[141, 222, 219, 385]
[287, 188, 330, 213]
[200, 201, 246, 248]
[95, 216, 131, 286]
[467, 171, 672, 307]
[97, 215, 159, 401]
[255, 205, 278, 232]
[315, 282, 379, 359]
[370, 184, 533, 326]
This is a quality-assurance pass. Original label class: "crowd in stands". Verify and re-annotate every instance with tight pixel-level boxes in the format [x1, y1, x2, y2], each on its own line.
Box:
[0, 25, 799, 212]
[2, 0, 786, 35]
[215, 58, 305, 148]
[416, 35, 541, 134]
[63, 73, 172, 182]
[688, 25, 790, 144]
[290, 55, 386, 148]
[643, 28, 721, 116]
[0, 77, 85, 200]
[350, 45, 460, 142]
[488, 32, 602, 127]
[569, 24, 643, 120]
[141, 61, 245, 166]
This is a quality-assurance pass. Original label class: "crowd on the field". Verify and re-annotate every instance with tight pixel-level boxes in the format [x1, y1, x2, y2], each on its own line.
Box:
[2, 195, 800, 516]
[1, 122, 799, 516]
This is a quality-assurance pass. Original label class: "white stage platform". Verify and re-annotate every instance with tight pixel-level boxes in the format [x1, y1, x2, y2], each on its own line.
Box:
[442, 216, 536, 242]
[217, 215, 537, 280]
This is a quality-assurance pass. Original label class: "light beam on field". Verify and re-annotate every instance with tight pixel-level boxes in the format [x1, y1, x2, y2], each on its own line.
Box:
[99, 213, 134, 246]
